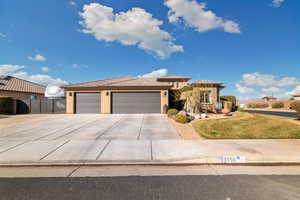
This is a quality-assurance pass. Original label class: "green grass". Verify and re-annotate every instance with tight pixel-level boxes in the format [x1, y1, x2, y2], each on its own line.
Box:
[193, 112, 300, 139]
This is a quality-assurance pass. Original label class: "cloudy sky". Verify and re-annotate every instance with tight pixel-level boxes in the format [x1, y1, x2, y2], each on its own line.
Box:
[0, 0, 299, 99]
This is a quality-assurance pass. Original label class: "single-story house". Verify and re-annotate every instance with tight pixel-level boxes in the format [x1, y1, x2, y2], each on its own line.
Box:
[62, 76, 224, 114]
[0, 75, 45, 99]
[293, 94, 300, 100]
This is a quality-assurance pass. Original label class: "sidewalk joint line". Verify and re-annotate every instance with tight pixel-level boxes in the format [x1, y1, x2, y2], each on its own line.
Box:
[150, 140, 153, 161]
[137, 114, 144, 140]
[0, 140, 29, 154]
[53, 119, 99, 140]
[67, 166, 81, 177]
[1, 117, 69, 138]
[96, 140, 111, 160]
[208, 164, 221, 175]
[95, 117, 124, 140]
[39, 140, 70, 160]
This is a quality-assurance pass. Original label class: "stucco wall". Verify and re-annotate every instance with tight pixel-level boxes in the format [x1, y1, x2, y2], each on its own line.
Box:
[66, 91, 74, 114]
[101, 90, 111, 114]
[178, 82, 188, 88]
[65, 89, 168, 114]
[181, 87, 220, 113]
[0, 90, 44, 99]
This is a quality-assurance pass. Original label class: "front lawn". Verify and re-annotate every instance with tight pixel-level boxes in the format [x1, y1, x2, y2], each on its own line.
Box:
[193, 112, 300, 139]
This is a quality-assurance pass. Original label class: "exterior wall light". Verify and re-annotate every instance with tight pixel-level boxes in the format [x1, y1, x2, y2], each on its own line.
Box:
[106, 92, 110, 96]
[69, 92, 73, 97]
[164, 91, 168, 96]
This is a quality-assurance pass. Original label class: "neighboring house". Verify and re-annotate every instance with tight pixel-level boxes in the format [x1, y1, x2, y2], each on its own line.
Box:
[262, 96, 277, 101]
[0, 75, 45, 99]
[293, 95, 300, 100]
[62, 76, 224, 114]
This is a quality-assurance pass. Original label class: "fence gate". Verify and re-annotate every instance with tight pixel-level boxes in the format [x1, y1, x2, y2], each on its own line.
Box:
[16, 99, 66, 114]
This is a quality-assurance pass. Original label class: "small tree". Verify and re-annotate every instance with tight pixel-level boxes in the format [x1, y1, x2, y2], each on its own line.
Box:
[271, 101, 284, 109]
[291, 101, 300, 119]
[221, 95, 237, 111]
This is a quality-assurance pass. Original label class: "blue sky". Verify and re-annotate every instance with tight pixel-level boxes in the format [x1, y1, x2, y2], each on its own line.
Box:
[0, 0, 299, 99]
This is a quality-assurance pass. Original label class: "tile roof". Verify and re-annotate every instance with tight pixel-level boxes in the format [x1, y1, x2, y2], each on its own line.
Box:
[0, 75, 46, 94]
[193, 80, 224, 85]
[157, 75, 191, 80]
[63, 76, 172, 88]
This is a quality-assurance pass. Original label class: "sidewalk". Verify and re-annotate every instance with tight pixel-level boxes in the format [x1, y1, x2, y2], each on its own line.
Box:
[0, 139, 299, 166]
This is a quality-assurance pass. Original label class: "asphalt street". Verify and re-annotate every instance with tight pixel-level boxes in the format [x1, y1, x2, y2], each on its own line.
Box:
[247, 110, 297, 118]
[1, 175, 300, 200]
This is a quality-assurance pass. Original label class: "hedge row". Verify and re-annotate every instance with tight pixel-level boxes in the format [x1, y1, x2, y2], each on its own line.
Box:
[0, 96, 14, 114]
[247, 102, 269, 109]
[271, 101, 284, 108]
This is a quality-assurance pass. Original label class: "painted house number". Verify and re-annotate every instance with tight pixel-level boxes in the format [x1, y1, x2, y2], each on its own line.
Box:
[222, 156, 246, 163]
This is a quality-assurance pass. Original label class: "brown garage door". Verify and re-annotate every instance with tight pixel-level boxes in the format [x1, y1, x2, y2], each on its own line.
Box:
[75, 93, 100, 114]
[111, 92, 161, 114]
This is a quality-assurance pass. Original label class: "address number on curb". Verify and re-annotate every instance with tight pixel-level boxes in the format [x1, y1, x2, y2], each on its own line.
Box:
[222, 156, 246, 163]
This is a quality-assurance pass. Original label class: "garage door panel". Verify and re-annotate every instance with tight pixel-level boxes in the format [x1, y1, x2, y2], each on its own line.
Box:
[76, 93, 100, 114]
[112, 92, 161, 114]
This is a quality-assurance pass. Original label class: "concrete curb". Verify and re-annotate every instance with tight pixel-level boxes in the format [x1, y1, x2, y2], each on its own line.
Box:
[1, 160, 300, 167]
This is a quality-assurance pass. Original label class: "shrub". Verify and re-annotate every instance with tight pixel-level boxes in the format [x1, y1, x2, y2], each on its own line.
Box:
[0, 96, 14, 114]
[223, 101, 233, 113]
[221, 96, 237, 111]
[271, 101, 284, 109]
[237, 107, 245, 112]
[291, 101, 300, 119]
[247, 102, 269, 109]
[163, 104, 169, 114]
[167, 108, 179, 117]
[175, 114, 188, 124]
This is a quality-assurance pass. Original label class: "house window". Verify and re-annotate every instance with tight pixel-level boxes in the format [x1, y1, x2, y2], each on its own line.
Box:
[200, 91, 211, 104]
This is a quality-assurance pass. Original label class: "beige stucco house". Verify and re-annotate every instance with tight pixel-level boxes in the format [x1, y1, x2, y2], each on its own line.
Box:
[293, 95, 300, 100]
[62, 76, 224, 114]
[0, 75, 45, 99]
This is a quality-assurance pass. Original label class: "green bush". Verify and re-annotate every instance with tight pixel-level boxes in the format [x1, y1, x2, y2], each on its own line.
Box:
[237, 107, 245, 112]
[223, 101, 233, 113]
[0, 96, 14, 114]
[271, 101, 284, 109]
[167, 108, 179, 117]
[291, 101, 300, 119]
[175, 114, 188, 124]
[221, 95, 237, 111]
[163, 104, 169, 114]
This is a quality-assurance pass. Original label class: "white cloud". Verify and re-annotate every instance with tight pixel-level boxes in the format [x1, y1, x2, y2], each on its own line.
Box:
[0, 64, 67, 86]
[278, 77, 299, 86]
[13, 71, 68, 86]
[272, 0, 285, 8]
[139, 69, 168, 78]
[164, 0, 240, 33]
[0, 64, 25, 75]
[261, 87, 284, 94]
[70, 1, 76, 6]
[41, 66, 49, 72]
[235, 83, 255, 94]
[242, 72, 276, 86]
[237, 72, 299, 99]
[242, 72, 299, 87]
[28, 54, 47, 62]
[79, 3, 183, 59]
[290, 85, 300, 95]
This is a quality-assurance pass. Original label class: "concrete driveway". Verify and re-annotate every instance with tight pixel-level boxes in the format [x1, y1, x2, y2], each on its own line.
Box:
[0, 114, 180, 141]
[0, 114, 207, 164]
